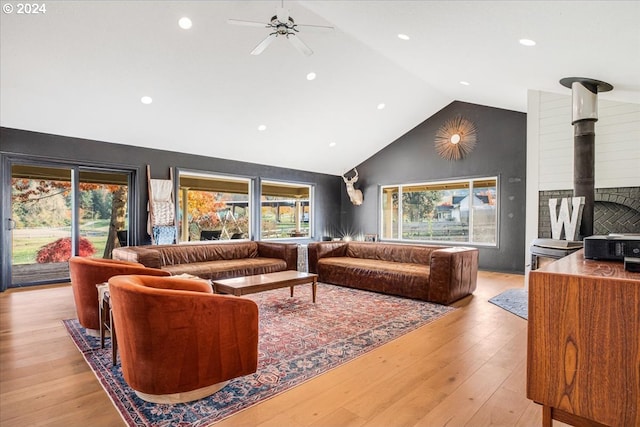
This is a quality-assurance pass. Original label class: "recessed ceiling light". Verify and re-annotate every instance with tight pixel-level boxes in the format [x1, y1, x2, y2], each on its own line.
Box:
[140, 96, 153, 105]
[397, 34, 410, 41]
[257, 124, 267, 131]
[178, 17, 192, 30]
[377, 103, 386, 110]
[459, 81, 470, 86]
[306, 72, 317, 81]
[519, 38, 536, 47]
[329, 142, 336, 147]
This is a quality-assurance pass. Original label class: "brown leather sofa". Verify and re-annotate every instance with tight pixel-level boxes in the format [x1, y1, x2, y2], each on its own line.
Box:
[308, 241, 478, 304]
[112, 241, 298, 280]
[108, 274, 258, 403]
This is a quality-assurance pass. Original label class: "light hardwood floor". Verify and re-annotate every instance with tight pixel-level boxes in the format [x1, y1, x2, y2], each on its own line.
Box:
[0, 271, 566, 427]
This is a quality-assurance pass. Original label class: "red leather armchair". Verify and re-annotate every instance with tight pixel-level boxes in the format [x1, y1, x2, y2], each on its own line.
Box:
[68, 256, 170, 334]
[108, 275, 259, 403]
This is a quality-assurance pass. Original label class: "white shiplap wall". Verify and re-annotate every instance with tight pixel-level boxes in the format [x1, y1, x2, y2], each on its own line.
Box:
[538, 91, 640, 190]
[525, 90, 640, 273]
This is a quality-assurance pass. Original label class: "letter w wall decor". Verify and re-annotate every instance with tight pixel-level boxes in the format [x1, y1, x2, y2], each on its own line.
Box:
[548, 197, 585, 241]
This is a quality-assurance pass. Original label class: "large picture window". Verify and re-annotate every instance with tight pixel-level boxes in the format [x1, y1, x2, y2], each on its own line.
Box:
[261, 181, 312, 239]
[380, 177, 497, 245]
[178, 171, 251, 242]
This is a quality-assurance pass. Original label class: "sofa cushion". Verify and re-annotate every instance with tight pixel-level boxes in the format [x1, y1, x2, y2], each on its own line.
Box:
[156, 242, 259, 266]
[317, 257, 430, 300]
[345, 242, 434, 264]
[161, 258, 287, 280]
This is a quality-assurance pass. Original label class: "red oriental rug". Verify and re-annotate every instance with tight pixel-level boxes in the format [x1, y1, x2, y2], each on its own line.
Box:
[64, 283, 455, 426]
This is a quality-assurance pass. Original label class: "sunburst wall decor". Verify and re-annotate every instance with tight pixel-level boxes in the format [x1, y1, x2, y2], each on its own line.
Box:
[434, 116, 477, 161]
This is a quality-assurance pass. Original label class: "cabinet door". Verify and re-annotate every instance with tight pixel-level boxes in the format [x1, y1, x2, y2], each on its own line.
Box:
[527, 267, 640, 427]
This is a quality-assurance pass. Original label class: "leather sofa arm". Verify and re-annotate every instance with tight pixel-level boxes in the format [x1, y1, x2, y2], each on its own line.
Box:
[308, 242, 348, 274]
[428, 247, 479, 305]
[112, 246, 162, 269]
[257, 242, 298, 270]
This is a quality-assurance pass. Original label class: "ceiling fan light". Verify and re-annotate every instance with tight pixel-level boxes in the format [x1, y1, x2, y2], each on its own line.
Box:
[231, 5, 332, 56]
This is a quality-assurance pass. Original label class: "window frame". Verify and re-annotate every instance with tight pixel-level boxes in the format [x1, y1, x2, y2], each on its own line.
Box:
[176, 169, 253, 242]
[2, 154, 137, 289]
[259, 179, 314, 240]
[379, 176, 499, 247]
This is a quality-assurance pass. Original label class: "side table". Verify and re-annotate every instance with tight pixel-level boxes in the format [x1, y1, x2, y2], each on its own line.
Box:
[97, 283, 117, 366]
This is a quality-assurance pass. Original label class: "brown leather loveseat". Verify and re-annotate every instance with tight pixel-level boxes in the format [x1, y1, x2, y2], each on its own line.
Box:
[308, 241, 478, 304]
[112, 241, 298, 280]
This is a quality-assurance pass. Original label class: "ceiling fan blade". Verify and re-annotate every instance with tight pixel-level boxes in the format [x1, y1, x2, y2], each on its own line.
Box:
[288, 34, 313, 56]
[276, 7, 290, 23]
[296, 23, 335, 32]
[251, 34, 277, 55]
[228, 19, 268, 28]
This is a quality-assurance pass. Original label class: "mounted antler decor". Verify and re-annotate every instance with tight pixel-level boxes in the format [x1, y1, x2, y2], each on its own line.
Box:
[343, 168, 363, 206]
[434, 116, 477, 161]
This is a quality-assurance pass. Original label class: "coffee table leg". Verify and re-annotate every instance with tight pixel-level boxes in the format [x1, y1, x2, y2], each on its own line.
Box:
[290, 286, 294, 298]
[312, 278, 317, 303]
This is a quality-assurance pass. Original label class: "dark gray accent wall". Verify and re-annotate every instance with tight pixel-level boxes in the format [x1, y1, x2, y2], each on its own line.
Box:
[2, 99, 526, 273]
[1, 127, 342, 245]
[342, 101, 527, 273]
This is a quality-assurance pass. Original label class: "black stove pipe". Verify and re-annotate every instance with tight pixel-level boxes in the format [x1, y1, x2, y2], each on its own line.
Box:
[573, 120, 595, 238]
[560, 77, 613, 240]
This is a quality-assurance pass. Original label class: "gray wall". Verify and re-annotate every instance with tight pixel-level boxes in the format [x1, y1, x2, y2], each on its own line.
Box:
[2, 100, 527, 273]
[342, 101, 527, 273]
[1, 127, 342, 245]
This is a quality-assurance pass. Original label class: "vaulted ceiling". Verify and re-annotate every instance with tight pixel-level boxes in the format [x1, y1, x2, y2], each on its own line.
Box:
[1, 1, 638, 175]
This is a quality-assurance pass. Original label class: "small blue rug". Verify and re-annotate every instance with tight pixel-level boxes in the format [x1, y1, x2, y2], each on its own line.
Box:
[489, 288, 528, 320]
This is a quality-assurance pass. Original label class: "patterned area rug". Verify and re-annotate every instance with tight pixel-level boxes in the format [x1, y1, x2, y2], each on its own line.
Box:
[64, 283, 455, 426]
[489, 288, 528, 320]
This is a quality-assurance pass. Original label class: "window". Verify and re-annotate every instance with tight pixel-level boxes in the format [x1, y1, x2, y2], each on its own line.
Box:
[261, 181, 312, 239]
[380, 177, 497, 245]
[8, 162, 132, 287]
[178, 171, 251, 242]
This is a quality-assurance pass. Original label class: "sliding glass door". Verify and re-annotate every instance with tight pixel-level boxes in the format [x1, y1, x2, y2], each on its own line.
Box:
[5, 161, 132, 288]
[10, 164, 73, 286]
[78, 169, 129, 259]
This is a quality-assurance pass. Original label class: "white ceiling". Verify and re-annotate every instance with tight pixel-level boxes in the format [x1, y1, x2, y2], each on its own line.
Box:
[1, 1, 639, 176]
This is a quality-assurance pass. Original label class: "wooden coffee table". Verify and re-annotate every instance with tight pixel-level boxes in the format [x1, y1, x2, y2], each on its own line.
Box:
[212, 270, 318, 303]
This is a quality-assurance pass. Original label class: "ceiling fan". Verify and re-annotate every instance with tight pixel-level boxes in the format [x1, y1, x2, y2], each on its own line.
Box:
[228, 1, 334, 56]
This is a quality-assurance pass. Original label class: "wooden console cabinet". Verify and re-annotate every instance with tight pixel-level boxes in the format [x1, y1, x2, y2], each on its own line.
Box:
[527, 250, 640, 427]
